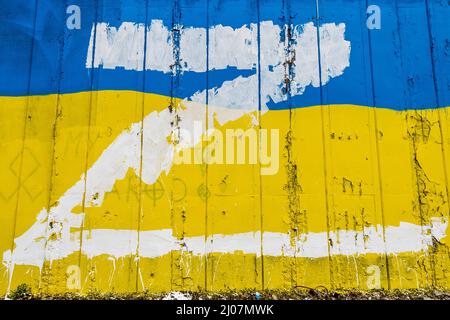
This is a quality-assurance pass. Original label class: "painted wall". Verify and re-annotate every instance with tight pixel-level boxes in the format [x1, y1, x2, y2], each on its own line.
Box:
[0, 0, 449, 294]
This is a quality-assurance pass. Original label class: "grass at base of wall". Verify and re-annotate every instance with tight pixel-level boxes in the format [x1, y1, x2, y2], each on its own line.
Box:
[6, 284, 450, 300]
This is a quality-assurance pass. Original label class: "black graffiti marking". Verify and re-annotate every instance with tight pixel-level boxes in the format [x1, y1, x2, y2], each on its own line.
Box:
[0, 148, 42, 202]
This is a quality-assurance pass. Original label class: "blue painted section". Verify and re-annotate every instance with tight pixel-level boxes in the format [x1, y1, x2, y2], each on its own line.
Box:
[207, 0, 258, 107]
[426, 0, 450, 108]
[0, 0, 448, 111]
[319, 0, 374, 108]
[259, 0, 321, 110]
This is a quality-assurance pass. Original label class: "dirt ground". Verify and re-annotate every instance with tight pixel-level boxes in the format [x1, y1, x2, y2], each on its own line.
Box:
[6, 284, 450, 300]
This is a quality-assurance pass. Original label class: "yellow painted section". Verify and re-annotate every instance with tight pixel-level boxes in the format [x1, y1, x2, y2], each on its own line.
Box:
[1, 91, 449, 294]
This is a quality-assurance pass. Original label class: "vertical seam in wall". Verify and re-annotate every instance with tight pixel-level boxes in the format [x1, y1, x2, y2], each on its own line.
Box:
[135, 0, 150, 292]
[7, 0, 40, 296]
[424, 0, 450, 288]
[393, 0, 414, 289]
[169, 0, 181, 291]
[284, 0, 294, 287]
[257, 0, 265, 291]
[78, 0, 100, 291]
[424, 0, 450, 218]
[205, 0, 210, 291]
[364, 0, 392, 290]
[283, 0, 299, 288]
[394, 0, 433, 288]
[40, 0, 70, 293]
[315, 0, 334, 290]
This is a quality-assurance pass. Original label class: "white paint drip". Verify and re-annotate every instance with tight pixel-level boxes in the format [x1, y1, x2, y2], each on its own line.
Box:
[3, 219, 448, 268]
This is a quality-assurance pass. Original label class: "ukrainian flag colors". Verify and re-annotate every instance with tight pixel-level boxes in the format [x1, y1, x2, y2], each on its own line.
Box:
[0, 0, 449, 294]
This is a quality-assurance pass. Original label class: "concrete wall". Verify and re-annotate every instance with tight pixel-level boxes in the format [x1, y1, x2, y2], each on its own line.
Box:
[0, 0, 449, 294]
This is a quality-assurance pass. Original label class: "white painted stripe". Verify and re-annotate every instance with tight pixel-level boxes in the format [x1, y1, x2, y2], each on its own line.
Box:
[86, 20, 351, 110]
[3, 218, 447, 268]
